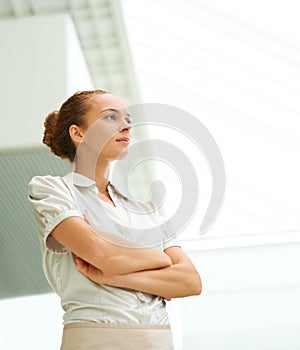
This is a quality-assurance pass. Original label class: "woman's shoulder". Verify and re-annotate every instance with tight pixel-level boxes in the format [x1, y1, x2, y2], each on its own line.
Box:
[28, 174, 72, 195]
[29, 174, 65, 186]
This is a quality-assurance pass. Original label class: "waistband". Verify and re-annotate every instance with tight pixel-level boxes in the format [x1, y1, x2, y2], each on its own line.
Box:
[64, 322, 171, 330]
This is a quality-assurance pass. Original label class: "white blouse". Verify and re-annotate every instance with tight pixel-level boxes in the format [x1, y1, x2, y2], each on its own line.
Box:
[28, 172, 179, 325]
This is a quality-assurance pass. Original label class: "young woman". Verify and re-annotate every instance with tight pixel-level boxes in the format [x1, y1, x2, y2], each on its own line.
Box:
[28, 90, 201, 350]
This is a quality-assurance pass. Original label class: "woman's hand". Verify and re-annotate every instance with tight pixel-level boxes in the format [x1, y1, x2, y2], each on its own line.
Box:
[75, 257, 117, 285]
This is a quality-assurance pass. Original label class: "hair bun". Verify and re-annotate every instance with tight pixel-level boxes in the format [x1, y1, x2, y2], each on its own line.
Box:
[43, 111, 60, 155]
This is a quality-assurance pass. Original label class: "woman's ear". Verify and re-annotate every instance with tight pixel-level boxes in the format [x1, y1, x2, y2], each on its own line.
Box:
[69, 124, 84, 144]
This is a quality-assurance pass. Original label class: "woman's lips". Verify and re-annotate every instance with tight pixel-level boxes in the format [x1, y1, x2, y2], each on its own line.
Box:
[116, 137, 130, 144]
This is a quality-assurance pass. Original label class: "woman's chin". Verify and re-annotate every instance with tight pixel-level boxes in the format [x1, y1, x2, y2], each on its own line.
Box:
[116, 149, 129, 160]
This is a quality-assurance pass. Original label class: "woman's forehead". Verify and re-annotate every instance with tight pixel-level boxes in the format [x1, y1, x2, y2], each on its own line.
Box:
[91, 93, 125, 110]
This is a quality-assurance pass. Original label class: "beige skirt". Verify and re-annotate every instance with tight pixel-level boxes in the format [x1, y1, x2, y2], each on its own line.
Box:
[60, 322, 174, 350]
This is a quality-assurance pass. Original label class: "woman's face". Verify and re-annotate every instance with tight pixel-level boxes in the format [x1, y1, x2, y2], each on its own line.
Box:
[74, 93, 132, 161]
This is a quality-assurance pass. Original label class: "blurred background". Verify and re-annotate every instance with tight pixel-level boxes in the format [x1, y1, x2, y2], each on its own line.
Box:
[0, 0, 300, 349]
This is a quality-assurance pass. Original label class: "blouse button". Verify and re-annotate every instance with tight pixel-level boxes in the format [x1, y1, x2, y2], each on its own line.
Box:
[136, 292, 146, 302]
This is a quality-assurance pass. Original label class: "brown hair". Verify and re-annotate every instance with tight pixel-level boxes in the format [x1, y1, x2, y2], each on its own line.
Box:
[43, 89, 107, 162]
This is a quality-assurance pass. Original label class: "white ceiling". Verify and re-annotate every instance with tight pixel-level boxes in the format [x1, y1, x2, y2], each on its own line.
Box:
[0, 0, 140, 104]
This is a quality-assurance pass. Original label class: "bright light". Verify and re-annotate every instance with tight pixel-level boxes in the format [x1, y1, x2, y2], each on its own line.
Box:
[122, 0, 300, 245]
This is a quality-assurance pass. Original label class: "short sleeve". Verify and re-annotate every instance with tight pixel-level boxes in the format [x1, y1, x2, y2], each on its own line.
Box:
[28, 175, 83, 252]
[158, 215, 181, 251]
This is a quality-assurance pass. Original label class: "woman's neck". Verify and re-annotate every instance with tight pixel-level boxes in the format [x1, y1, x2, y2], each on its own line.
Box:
[74, 158, 110, 194]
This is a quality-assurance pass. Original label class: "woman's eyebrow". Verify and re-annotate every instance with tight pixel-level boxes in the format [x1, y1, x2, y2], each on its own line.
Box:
[100, 108, 131, 116]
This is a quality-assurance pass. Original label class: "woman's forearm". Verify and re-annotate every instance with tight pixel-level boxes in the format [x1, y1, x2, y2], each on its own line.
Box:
[51, 217, 171, 275]
[98, 244, 172, 275]
[89, 227, 172, 274]
[76, 247, 202, 300]
[110, 262, 201, 300]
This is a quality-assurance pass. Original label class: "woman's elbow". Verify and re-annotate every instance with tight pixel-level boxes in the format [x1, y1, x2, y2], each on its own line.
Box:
[189, 272, 202, 296]
[195, 276, 202, 295]
[171, 272, 202, 299]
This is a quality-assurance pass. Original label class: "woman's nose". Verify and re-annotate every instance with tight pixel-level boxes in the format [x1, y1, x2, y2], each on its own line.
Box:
[120, 119, 132, 131]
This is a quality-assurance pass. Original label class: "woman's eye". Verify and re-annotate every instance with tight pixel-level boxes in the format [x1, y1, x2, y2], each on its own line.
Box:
[105, 114, 116, 121]
[126, 117, 133, 125]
